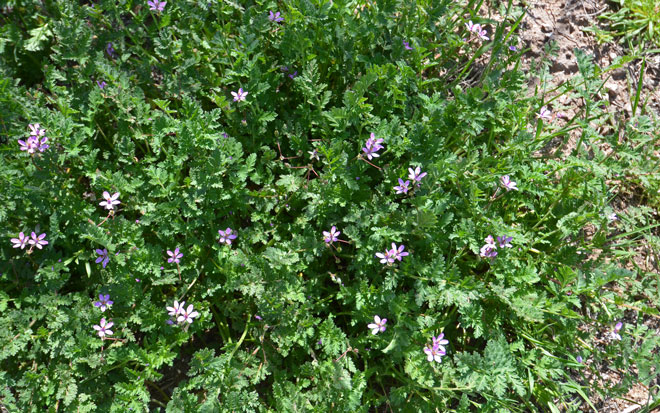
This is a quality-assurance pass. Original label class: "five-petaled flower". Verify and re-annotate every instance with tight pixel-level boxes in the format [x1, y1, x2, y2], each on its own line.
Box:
[28, 232, 48, 249]
[268, 10, 284, 22]
[218, 228, 238, 246]
[367, 315, 387, 335]
[147, 0, 166, 12]
[166, 300, 185, 317]
[28, 123, 45, 137]
[480, 235, 498, 258]
[394, 178, 410, 194]
[362, 133, 384, 160]
[375, 249, 395, 265]
[323, 226, 340, 244]
[167, 247, 183, 264]
[231, 88, 248, 102]
[408, 166, 427, 183]
[93, 318, 114, 338]
[431, 333, 449, 353]
[537, 106, 552, 121]
[390, 243, 409, 261]
[94, 294, 113, 312]
[99, 191, 121, 210]
[177, 303, 200, 324]
[308, 149, 319, 161]
[500, 175, 518, 191]
[424, 343, 446, 363]
[497, 236, 513, 248]
[465, 20, 489, 41]
[10, 232, 29, 249]
[95, 248, 110, 268]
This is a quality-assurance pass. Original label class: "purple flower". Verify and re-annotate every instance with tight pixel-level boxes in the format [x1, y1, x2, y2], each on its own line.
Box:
[403, 40, 413, 50]
[500, 175, 518, 191]
[288, 71, 298, 79]
[93, 318, 114, 338]
[28, 123, 45, 137]
[37, 137, 49, 152]
[167, 247, 183, 264]
[424, 343, 446, 363]
[361, 133, 384, 160]
[166, 300, 184, 317]
[18, 136, 43, 154]
[147, 0, 166, 12]
[375, 249, 395, 265]
[323, 226, 340, 244]
[367, 315, 387, 335]
[255, 315, 262, 321]
[177, 303, 200, 324]
[99, 191, 121, 210]
[480, 236, 497, 258]
[431, 333, 449, 353]
[465, 21, 489, 41]
[10, 232, 29, 249]
[268, 10, 284, 22]
[607, 212, 618, 222]
[106, 42, 116, 58]
[509, 45, 517, 51]
[615, 322, 623, 332]
[394, 178, 410, 194]
[96, 80, 107, 89]
[308, 149, 319, 161]
[218, 228, 238, 246]
[95, 248, 110, 268]
[607, 322, 623, 341]
[231, 88, 248, 102]
[408, 166, 427, 182]
[576, 355, 583, 363]
[389, 243, 409, 261]
[537, 106, 552, 121]
[93, 294, 113, 312]
[28, 232, 48, 249]
[497, 236, 513, 248]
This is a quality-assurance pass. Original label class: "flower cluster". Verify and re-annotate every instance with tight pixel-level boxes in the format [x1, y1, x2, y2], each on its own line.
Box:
[10, 231, 48, 253]
[166, 300, 200, 325]
[376, 243, 408, 265]
[17, 123, 49, 154]
[424, 333, 449, 363]
[394, 166, 428, 194]
[361, 133, 384, 160]
[479, 235, 513, 258]
[465, 20, 489, 41]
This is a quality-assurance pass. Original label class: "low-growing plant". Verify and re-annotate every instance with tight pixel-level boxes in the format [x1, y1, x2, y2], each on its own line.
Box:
[0, 0, 659, 412]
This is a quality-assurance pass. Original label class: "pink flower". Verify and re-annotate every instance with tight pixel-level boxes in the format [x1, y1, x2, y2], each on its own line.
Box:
[323, 226, 340, 244]
[408, 166, 427, 182]
[166, 300, 185, 317]
[367, 315, 387, 335]
[500, 175, 518, 191]
[99, 191, 121, 210]
[167, 247, 183, 264]
[231, 88, 248, 102]
[375, 249, 395, 265]
[424, 343, 445, 363]
[28, 232, 48, 249]
[10, 232, 29, 249]
[93, 318, 114, 338]
[218, 228, 238, 246]
[537, 106, 552, 121]
[389, 243, 409, 261]
[177, 304, 200, 324]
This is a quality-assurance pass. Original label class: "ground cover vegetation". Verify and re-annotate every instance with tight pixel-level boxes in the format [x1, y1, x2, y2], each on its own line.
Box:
[1, 0, 659, 411]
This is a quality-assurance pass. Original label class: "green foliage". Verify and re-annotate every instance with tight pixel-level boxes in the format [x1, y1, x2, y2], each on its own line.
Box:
[0, 0, 659, 411]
